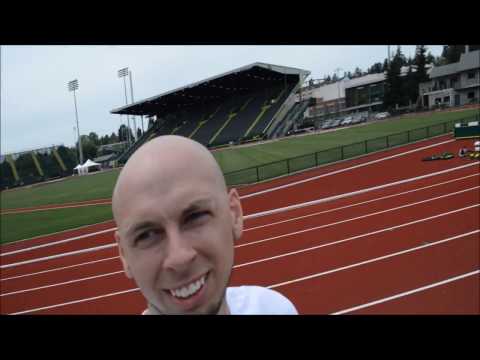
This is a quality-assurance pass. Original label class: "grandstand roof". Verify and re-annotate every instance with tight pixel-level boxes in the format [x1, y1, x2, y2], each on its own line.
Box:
[110, 62, 310, 117]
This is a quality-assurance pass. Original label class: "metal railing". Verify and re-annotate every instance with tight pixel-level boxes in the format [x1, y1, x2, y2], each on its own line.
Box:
[224, 115, 479, 186]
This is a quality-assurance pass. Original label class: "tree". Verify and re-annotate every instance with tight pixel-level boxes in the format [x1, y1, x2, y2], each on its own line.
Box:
[384, 47, 406, 109]
[440, 45, 465, 64]
[369, 62, 383, 74]
[353, 67, 362, 78]
[77, 135, 98, 160]
[118, 124, 134, 142]
[110, 132, 118, 143]
[415, 45, 429, 83]
[88, 132, 100, 146]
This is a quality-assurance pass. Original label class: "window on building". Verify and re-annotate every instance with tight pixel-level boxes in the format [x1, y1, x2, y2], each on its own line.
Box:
[443, 96, 450, 103]
[467, 92, 475, 99]
[467, 72, 476, 79]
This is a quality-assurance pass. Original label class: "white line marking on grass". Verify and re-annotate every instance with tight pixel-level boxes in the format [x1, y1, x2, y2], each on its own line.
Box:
[10, 230, 479, 315]
[244, 162, 479, 219]
[0, 256, 120, 282]
[245, 173, 480, 232]
[9, 287, 140, 315]
[236, 187, 479, 249]
[240, 139, 456, 199]
[233, 205, 479, 269]
[1, 201, 112, 215]
[1, 228, 117, 257]
[1, 270, 125, 297]
[330, 269, 480, 315]
[266, 230, 480, 290]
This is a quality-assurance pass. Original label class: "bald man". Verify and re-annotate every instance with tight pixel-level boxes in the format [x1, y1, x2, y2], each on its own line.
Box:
[112, 135, 297, 315]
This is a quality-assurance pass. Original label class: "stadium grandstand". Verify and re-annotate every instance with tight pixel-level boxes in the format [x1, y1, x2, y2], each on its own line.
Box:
[111, 62, 310, 164]
[0, 145, 76, 190]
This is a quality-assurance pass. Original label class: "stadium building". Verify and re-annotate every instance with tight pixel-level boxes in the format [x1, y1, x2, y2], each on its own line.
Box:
[419, 47, 480, 109]
[111, 62, 310, 164]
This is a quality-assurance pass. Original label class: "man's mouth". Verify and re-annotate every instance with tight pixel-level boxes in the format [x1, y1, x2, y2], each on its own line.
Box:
[167, 272, 208, 300]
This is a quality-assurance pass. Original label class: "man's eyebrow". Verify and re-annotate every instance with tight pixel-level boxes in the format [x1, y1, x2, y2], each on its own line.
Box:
[126, 221, 158, 237]
[182, 198, 215, 214]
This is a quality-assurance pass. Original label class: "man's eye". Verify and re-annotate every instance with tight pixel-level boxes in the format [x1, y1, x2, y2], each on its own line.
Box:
[186, 211, 209, 224]
[134, 230, 159, 247]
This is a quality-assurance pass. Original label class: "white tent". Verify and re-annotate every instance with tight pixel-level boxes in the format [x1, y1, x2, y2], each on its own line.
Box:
[81, 159, 101, 174]
[82, 159, 101, 168]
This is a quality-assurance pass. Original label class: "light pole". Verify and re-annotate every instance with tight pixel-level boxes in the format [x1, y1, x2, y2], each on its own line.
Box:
[334, 68, 343, 114]
[68, 79, 84, 165]
[128, 70, 141, 135]
[118, 67, 132, 144]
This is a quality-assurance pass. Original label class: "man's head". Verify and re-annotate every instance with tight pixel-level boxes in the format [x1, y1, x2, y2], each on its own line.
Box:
[112, 135, 243, 314]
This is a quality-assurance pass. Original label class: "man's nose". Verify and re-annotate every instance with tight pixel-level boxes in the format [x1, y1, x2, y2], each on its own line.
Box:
[163, 230, 197, 272]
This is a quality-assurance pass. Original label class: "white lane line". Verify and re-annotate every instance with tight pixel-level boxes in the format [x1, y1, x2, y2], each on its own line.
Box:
[330, 269, 480, 315]
[1, 201, 112, 215]
[0, 243, 117, 269]
[9, 230, 479, 315]
[0, 219, 115, 246]
[240, 138, 456, 199]
[236, 188, 479, 249]
[245, 162, 479, 219]
[1, 228, 116, 257]
[234, 205, 479, 269]
[1, 270, 125, 297]
[245, 173, 480, 232]
[6, 175, 476, 280]
[3, 161, 476, 257]
[2, 192, 478, 271]
[267, 230, 480, 290]
[0, 256, 120, 282]
[9, 287, 140, 315]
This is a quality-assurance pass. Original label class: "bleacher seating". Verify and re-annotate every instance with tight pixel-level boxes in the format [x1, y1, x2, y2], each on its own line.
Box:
[212, 89, 269, 145]
[246, 83, 296, 138]
[192, 94, 249, 146]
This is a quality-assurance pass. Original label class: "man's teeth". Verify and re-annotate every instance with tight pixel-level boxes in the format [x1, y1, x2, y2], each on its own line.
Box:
[170, 275, 206, 299]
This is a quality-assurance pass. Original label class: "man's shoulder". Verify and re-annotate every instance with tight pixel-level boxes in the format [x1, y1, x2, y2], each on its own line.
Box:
[226, 286, 298, 315]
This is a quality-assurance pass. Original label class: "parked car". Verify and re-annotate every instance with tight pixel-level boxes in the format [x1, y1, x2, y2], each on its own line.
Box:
[341, 116, 353, 126]
[375, 112, 390, 120]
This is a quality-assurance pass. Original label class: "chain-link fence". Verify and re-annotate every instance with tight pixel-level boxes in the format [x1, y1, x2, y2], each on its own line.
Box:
[225, 115, 479, 186]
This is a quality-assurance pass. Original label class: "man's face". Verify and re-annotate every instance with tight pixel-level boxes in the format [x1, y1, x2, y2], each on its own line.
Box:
[115, 158, 242, 315]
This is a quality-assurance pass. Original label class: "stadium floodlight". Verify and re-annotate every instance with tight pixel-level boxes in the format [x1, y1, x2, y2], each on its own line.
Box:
[334, 68, 343, 113]
[68, 79, 84, 165]
[118, 67, 133, 144]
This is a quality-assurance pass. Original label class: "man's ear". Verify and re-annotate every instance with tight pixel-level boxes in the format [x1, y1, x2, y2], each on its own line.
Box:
[228, 188, 243, 241]
[115, 230, 133, 279]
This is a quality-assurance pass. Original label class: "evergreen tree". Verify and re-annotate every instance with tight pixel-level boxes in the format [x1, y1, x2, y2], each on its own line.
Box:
[415, 45, 429, 83]
[441, 45, 465, 64]
[384, 47, 405, 109]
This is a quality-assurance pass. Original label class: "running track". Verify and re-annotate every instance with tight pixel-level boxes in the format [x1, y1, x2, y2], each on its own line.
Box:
[1, 134, 479, 314]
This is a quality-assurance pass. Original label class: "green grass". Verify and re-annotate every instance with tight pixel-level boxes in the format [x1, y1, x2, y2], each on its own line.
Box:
[1, 169, 120, 210]
[213, 108, 479, 173]
[1, 108, 478, 243]
[0, 205, 113, 244]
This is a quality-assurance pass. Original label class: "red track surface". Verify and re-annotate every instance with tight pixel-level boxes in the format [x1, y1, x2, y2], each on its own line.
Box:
[1, 134, 479, 314]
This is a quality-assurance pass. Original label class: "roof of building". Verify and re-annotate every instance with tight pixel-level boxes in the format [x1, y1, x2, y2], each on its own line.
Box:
[344, 73, 385, 89]
[429, 50, 480, 78]
[110, 62, 310, 116]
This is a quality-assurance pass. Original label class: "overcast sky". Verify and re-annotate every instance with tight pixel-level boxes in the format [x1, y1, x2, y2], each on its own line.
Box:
[0, 45, 444, 154]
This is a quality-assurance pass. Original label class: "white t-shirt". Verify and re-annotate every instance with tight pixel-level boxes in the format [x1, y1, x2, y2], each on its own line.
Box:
[142, 286, 298, 315]
[226, 286, 298, 315]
